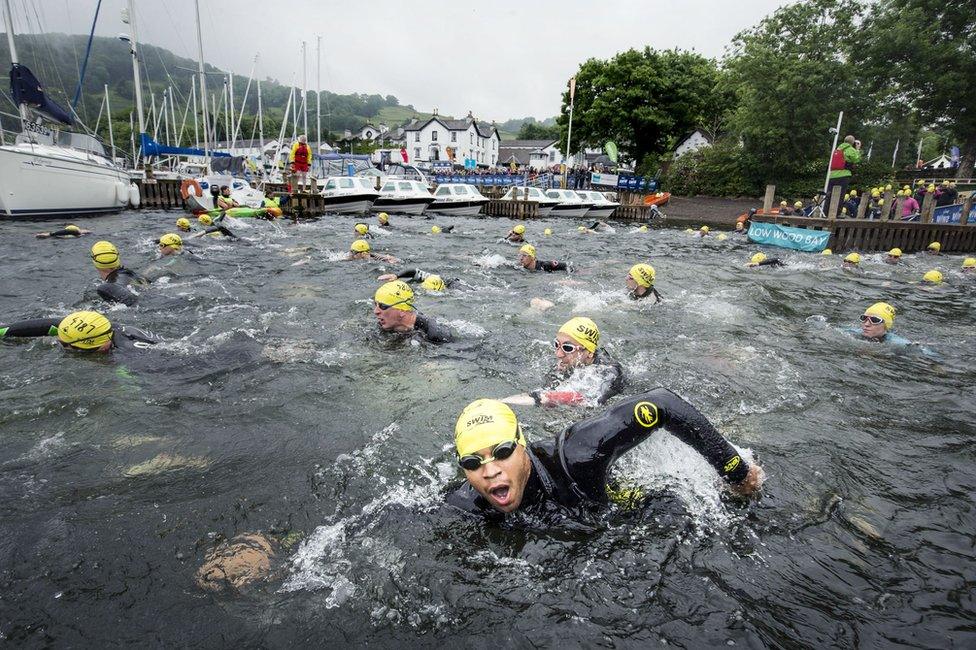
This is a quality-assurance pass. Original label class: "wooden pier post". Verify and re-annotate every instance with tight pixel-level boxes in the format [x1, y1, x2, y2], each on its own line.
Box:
[894, 196, 905, 222]
[762, 185, 774, 214]
[882, 189, 893, 220]
[827, 186, 841, 220]
[961, 194, 973, 226]
[856, 191, 868, 219]
[920, 193, 934, 223]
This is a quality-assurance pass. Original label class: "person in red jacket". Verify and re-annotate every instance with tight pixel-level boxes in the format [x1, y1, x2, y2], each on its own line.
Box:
[289, 134, 312, 191]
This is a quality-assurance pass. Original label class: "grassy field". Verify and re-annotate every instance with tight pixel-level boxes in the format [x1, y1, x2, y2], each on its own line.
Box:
[374, 106, 435, 126]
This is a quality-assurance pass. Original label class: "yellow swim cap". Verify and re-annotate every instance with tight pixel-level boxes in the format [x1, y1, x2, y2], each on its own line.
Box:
[700, 225, 709, 233]
[578, 226, 587, 232]
[821, 248, 832, 255]
[638, 225, 648, 232]
[158, 233, 183, 250]
[845, 252, 861, 264]
[421, 274, 446, 291]
[717, 233, 728, 241]
[922, 269, 943, 284]
[198, 214, 213, 226]
[544, 228, 553, 236]
[350, 239, 371, 254]
[794, 201, 803, 208]
[927, 241, 941, 251]
[963, 257, 976, 269]
[629, 263, 655, 288]
[751, 253, 767, 264]
[64, 225, 81, 234]
[864, 302, 895, 330]
[355, 223, 369, 235]
[454, 399, 525, 457]
[519, 244, 536, 258]
[888, 248, 902, 257]
[58, 311, 113, 350]
[431, 225, 442, 234]
[558, 317, 600, 353]
[513, 224, 526, 235]
[176, 217, 191, 231]
[378, 212, 389, 224]
[90, 241, 120, 269]
[373, 280, 414, 311]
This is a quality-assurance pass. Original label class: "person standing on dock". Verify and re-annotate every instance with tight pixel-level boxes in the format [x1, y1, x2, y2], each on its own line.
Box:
[826, 135, 861, 210]
[290, 135, 312, 191]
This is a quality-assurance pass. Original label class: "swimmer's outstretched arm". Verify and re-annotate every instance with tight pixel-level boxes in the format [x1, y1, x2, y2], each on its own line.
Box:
[561, 389, 761, 498]
[0, 318, 61, 338]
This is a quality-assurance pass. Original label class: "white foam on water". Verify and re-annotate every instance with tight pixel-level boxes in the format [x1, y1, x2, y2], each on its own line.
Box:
[324, 249, 349, 262]
[440, 319, 486, 337]
[262, 339, 350, 366]
[552, 284, 620, 312]
[681, 291, 748, 325]
[472, 253, 508, 268]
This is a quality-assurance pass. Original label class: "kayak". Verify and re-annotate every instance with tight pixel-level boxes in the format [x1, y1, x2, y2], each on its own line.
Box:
[643, 192, 670, 207]
[204, 207, 273, 219]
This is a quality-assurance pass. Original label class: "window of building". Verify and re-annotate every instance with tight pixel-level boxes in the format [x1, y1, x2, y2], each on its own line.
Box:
[470, 133, 474, 145]
[415, 132, 420, 142]
[451, 132, 456, 142]
[432, 131, 438, 142]
[414, 148, 421, 160]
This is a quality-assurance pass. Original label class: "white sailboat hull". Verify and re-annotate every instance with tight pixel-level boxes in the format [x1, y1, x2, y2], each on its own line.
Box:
[0, 144, 129, 218]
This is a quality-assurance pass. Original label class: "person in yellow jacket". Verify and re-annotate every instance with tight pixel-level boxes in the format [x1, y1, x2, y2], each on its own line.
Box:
[289, 134, 312, 191]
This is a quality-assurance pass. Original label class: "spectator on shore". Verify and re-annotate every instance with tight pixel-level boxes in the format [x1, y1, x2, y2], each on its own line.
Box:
[936, 180, 957, 207]
[826, 135, 861, 209]
[778, 200, 793, 216]
[793, 200, 805, 216]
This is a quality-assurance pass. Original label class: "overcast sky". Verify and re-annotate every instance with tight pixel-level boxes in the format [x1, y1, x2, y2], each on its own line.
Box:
[15, 0, 791, 120]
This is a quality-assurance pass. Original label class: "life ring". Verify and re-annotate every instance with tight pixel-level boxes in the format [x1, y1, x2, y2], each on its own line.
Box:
[180, 179, 203, 199]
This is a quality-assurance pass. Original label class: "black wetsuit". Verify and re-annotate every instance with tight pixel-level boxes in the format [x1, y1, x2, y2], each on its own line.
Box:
[447, 390, 751, 521]
[97, 267, 149, 306]
[202, 225, 237, 239]
[532, 352, 625, 406]
[0, 317, 162, 352]
[396, 268, 460, 289]
[630, 286, 663, 303]
[39, 228, 86, 238]
[413, 313, 453, 343]
[532, 260, 568, 273]
[756, 258, 784, 267]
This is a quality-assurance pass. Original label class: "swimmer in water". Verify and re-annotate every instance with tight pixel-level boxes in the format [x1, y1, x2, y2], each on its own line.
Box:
[90, 241, 148, 306]
[347, 239, 400, 263]
[430, 225, 455, 234]
[926, 241, 941, 256]
[371, 280, 453, 343]
[190, 214, 238, 240]
[517, 244, 568, 273]
[0, 310, 162, 354]
[697, 225, 710, 238]
[176, 217, 192, 233]
[378, 268, 463, 290]
[446, 395, 763, 519]
[746, 253, 784, 268]
[35, 224, 92, 239]
[963, 258, 975, 274]
[921, 270, 943, 285]
[842, 252, 861, 270]
[885, 248, 902, 265]
[627, 263, 663, 302]
[503, 224, 526, 243]
[354, 223, 375, 239]
[377, 212, 391, 228]
[734, 221, 746, 235]
[849, 302, 911, 346]
[502, 317, 623, 407]
[582, 220, 611, 233]
[157, 233, 184, 257]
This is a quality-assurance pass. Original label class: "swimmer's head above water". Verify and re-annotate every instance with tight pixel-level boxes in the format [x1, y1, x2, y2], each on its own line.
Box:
[349, 239, 371, 260]
[555, 317, 599, 371]
[158, 233, 183, 256]
[454, 399, 530, 513]
[861, 302, 895, 340]
[90, 241, 120, 274]
[626, 263, 655, 296]
[372, 280, 415, 331]
[57, 310, 114, 353]
[517, 244, 536, 269]
[176, 217, 191, 232]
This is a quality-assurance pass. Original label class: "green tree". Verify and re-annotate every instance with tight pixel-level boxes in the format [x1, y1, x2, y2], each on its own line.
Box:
[858, 0, 976, 177]
[724, 0, 870, 192]
[517, 122, 560, 140]
[556, 48, 721, 169]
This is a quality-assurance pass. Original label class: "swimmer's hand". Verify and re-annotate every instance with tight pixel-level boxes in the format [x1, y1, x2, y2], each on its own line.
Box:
[379, 254, 401, 264]
[729, 464, 764, 497]
[501, 394, 535, 406]
[377, 273, 397, 282]
[529, 298, 554, 311]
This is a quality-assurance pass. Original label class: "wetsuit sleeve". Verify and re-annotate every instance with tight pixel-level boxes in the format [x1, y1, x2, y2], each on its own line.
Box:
[758, 259, 784, 267]
[414, 314, 453, 343]
[0, 318, 61, 338]
[46, 229, 77, 238]
[561, 388, 750, 500]
[445, 483, 504, 522]
[396, 269, 423, 281]
[97, 282, 138, 306]
[118, 325, 163, 346]
[540, 261, 568, 273]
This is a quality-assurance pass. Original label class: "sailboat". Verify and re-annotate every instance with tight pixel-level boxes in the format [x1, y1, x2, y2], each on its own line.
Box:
[0, 0, 134, 219]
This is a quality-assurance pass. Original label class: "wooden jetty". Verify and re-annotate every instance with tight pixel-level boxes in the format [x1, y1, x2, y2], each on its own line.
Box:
[750, 184, 976, 253]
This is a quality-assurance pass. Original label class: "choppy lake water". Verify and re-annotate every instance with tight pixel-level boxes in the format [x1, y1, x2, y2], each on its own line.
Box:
[1, 211, 974, 647]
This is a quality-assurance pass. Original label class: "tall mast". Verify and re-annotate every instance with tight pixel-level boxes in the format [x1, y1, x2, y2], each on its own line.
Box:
[123, 0, 145, 138]
[301, 41, 308, 137]
[256, 77, 264, 153]
[316, 35, 322, 148]
[228, 72, 235, 150]
[3, 0, 26, 123]
[194, 0, 209, 160]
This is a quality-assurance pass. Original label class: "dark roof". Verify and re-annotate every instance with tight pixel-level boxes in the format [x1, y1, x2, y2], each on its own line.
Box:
[498, 148, 531, 165]
[497, 139, 557, 150]
[402, 116, 499, 139]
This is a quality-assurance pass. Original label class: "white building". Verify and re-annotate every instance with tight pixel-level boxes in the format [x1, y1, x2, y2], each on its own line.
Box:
[402, 112, 500, 167]
[674, 130, 712, 157]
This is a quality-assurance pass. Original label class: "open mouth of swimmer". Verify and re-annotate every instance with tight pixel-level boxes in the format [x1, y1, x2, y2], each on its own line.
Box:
[489, 484, 511, 504]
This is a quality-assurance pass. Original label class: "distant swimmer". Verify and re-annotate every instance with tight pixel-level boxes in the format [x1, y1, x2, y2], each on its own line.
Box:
[842, 252, 861, 270]
[190, 214, 237, 240]
[885, 248, 902, 265]
[502, 317, 623, 407]
[216, 185, 240, 210]
[347, 239, 400, 263]
[627, 263, 663, 302]
[503, 224, 526, 243]
[372, 280, 453, 343]
[0, 310, 162, 354]
[734, 221, 746, 235]
[446, 396, 763, 519]
[35, 224, 91, 239]
[176, 217, 192, 233]
[430, 225, 455, 234]
[697, 225, 710, 238]
[354, 223, 375, 239]
[746, 253, 784, 268]
[921, 270, 943, 285]
[582, 221, 611, 232]
[926, 241, 941, 256]
[378, 268, 462, 290]
[517, 244, 568, 273]
[377, 212, 391, 228]
[157, 233, 184, 257]
[963, 258, 975, 274]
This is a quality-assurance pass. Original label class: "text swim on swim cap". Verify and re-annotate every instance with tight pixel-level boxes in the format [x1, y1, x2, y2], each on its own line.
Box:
[574, 323, 599, 342]
[465, 414, 494, 428]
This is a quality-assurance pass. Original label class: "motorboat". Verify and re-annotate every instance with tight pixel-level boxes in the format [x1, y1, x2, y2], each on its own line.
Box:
[372, 178, 435, 215]
[500, 186, 558, 217]
[544, 189, 592, 218]
[428, 183, 489, 216]
[576, 190, 620, 219]
[319, 176, 380, 214]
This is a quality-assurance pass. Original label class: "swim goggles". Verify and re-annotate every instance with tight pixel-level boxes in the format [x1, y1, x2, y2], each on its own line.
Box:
[553, 339, 582, 354]
[458, 440, 519, 471]
[860, 314, 885, 325]
[374, 298, 413, 311]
